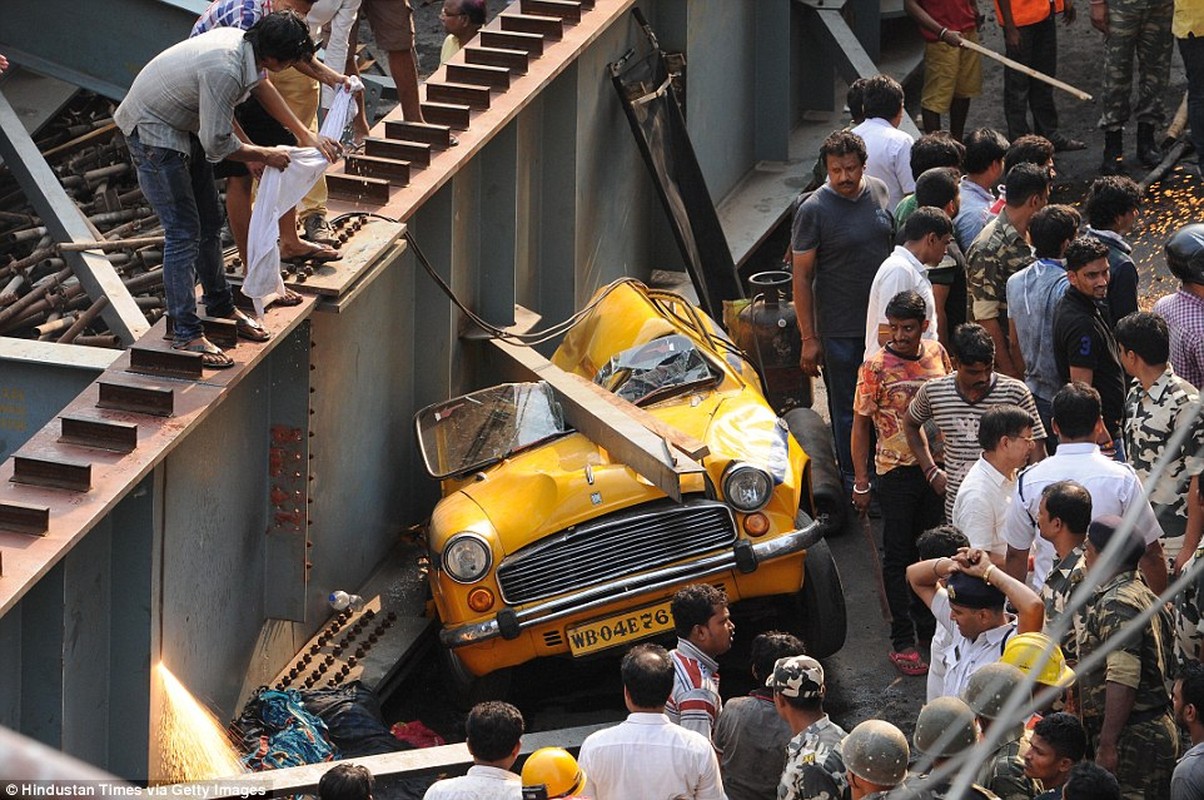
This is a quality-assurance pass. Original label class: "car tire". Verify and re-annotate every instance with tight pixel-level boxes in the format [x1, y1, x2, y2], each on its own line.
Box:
[783, 408, 847, 536]
[439, 645, 513, 709]
[783, 537, 847, 659]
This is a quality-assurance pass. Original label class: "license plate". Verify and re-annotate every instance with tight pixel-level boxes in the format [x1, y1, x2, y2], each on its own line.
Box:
[566, 601, 674, 656]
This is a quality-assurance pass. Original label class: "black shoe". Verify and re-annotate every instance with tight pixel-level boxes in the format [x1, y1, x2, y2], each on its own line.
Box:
[1101, 129, 1126, 175]
[1050, 135, 1086, 152]
[1137, 123, 1162, 168]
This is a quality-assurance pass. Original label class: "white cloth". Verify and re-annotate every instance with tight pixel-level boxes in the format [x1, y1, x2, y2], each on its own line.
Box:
[422, 765, 522, 800]
[578, 712, 726, 800]
[320, 76, 363, 139]
[244, 79, 362, 315]
[926, 622, 953, 702]
[1001, 442, 1165, 587]
[308, 0, 362, 108]
[851, 117, 915, 211]
[863, 244, 939, 360]
[952, 456, 1015, 557]
[930, 589, 1016, 699]
[244, 147, 329, 314]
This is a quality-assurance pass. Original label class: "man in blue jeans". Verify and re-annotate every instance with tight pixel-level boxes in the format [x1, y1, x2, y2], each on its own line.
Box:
[115, 13, 338, 368]
[792, 130, 895, 493]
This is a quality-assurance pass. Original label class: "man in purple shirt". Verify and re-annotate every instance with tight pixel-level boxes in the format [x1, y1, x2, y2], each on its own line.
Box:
[1156, 224, 1204, 389]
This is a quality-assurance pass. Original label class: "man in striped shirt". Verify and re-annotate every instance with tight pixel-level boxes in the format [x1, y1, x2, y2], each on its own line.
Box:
[904, 322, 1047, 521]
[666, 584, 734, 742]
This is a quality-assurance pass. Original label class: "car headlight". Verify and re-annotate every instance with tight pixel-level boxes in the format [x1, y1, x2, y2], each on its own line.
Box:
[443, 534, 493, 584]
[722, 464, 773, 512]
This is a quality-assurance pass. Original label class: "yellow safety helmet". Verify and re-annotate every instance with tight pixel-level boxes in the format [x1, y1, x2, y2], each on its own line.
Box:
[999, 632, 1076, 689]
[521, 747, 587, 800]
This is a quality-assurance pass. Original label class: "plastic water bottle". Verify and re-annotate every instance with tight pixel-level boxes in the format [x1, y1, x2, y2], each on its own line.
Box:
[328, 590, 365, 612]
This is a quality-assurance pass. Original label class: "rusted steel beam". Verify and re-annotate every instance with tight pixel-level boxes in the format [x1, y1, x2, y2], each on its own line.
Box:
[464, 46, 530, 75]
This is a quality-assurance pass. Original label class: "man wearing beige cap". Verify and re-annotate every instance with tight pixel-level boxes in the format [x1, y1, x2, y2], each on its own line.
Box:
[769, 655, 848, 800]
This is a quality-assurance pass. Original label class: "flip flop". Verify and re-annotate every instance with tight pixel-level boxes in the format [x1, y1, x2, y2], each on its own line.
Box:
[227, 309, 271, 342]
[889, 649, 929, 677]
[172, 338, 234, 369]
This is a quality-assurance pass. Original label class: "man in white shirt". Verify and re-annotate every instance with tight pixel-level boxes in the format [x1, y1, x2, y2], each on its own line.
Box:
[423, 702, 524, 799]
[952, 403, 1037, 564]
[579, 643, 725, 800]
[1001, 381, 1167, 592]
[907, 549, 1045, 699]
[863, 207, 950, 360]
[852, 74, 916, 210]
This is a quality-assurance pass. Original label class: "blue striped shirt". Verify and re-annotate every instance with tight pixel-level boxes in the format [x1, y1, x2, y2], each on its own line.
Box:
[192, 0, 273, 36]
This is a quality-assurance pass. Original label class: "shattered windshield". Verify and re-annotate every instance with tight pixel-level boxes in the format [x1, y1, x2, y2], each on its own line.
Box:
[593, 334, 716, 405]
[416, 382, 567, 478]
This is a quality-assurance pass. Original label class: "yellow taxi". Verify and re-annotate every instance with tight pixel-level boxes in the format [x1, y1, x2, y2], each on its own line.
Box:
[415, 280, 846, 684]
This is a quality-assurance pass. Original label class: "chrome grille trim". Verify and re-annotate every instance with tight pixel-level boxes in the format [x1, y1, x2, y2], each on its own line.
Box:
[496, 498, 737, 605]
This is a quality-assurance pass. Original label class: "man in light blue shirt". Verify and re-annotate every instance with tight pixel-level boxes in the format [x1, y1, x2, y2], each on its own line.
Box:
[1005, 204, 1080, 447]
[955, 128, 1008, 251]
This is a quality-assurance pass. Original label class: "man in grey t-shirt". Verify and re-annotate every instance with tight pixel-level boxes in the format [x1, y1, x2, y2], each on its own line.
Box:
[792, 130, 895, 492]
[1173, 662, 1204, 800]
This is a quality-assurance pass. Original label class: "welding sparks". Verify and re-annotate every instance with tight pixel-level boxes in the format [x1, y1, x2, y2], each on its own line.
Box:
[153, 663, 245, 784]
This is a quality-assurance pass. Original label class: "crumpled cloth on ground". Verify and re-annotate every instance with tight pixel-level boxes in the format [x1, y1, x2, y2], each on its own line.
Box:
[235, 687, 336, 771]
[243, 78, 363, 316]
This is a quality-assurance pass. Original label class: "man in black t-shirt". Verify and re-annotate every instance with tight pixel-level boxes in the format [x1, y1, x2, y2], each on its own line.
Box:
[1053, 236, 1127, 460]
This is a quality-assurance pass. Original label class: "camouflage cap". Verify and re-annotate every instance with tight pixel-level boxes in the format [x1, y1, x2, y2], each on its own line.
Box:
[765, 655, 825, 698]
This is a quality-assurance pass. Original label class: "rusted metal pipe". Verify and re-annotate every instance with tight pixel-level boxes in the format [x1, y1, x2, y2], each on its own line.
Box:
[4, 226, 49, 245]
[73, 334, 121, 348]
[57, 296, 107, 343]
[59, 235, 164, 252]
[0, 266, 72, 329]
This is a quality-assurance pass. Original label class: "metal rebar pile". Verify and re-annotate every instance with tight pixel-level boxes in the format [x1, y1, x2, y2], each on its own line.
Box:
[0, 91, 167, 347]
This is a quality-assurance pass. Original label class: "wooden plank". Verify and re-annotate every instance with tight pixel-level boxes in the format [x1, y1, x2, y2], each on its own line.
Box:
[521, 0, 583, 22]
[420, 102, 472, 130]
[447, 63, 512, 91]
[561, 372, 710, 460]
[480, 29, 545, 56]
[345, 154, 411, 186]
[425, 82, 491, 111]
[464, 46, 530, 75]
[383, 120, 454, 149]
[489, 338, 704, 502]
[500, 12, 564, 41]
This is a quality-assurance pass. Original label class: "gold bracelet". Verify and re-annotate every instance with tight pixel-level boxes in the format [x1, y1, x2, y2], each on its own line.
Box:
[983, 564, 996, 585]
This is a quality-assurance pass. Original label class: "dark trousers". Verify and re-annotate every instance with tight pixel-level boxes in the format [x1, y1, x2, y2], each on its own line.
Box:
[1004, 16, 1060, 141]
[821, 336, 864, 493]
[879, 465, 944, 651]
[1180, 36, 1204, 162]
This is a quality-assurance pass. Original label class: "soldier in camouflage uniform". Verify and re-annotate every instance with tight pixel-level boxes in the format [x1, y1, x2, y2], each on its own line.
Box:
[900, 696, 1000, 799]
[966, 163, 1050, 379]
[1092, 0, 1175, 172]
[1114, 311, 1204, 573]
[768, 655, 849, 800]
[963, 663, 1040, 800]
[1036, 480, 1092, 660]
[1074, 516, 1178, 800]
[1175, 539, 1204, 665]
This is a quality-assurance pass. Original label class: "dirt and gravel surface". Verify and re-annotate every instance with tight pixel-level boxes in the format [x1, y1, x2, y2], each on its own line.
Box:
[375, 3, 1202, 745]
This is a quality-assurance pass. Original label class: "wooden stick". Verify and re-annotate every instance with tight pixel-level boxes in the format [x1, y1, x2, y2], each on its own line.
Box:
[58, 236, 164, 252]
[1166, 91, 1189, 142]
[959, 38, 1093, 101]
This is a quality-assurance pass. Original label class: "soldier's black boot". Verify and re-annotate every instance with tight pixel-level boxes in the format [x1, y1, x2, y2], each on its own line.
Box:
[1101, 129, 1125, 175]
[1137, 123, 1162, 168]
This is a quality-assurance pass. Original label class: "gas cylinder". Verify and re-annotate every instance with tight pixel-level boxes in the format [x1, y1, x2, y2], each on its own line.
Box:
[733, 271, 811, 413]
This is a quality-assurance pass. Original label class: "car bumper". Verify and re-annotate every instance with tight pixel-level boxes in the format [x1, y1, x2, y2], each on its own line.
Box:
[439, 514, 824, 648]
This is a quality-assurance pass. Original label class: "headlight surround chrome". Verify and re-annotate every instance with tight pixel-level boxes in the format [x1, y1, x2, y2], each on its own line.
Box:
[722, 463, 773, 512]
[442, 533, 493, 584]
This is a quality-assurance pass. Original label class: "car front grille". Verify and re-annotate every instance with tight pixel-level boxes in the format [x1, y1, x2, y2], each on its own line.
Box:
[496, 498, 737, 605]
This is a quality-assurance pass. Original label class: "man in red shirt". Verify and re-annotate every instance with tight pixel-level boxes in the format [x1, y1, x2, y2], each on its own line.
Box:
[905, 0, 982, 140]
